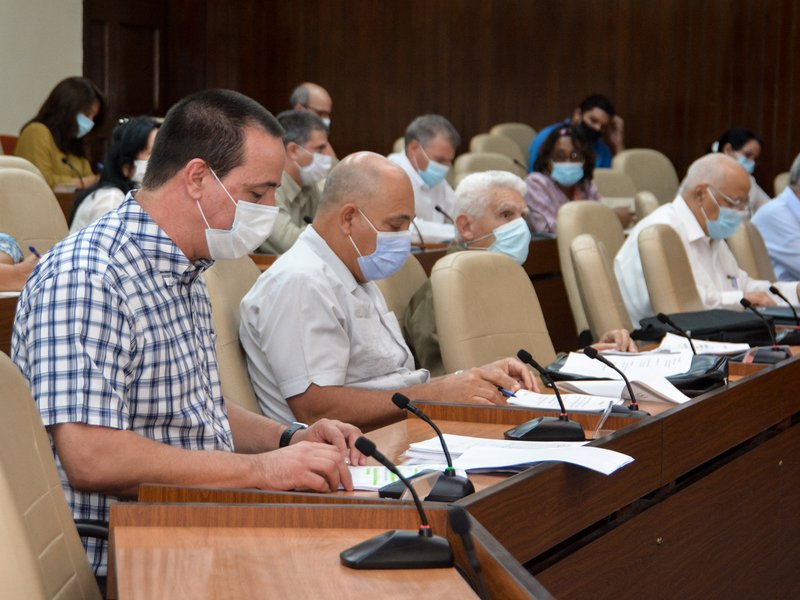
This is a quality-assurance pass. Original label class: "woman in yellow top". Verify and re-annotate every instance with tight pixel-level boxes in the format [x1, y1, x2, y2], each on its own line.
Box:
[15, 77, 106, 189]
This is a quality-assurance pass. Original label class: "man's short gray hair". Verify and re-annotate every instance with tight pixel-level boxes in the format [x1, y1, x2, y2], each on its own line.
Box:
[404, 114, 461, 150]
[289, 84, 310, 108]
[790, 153, 800, 187]
[454, 170, 527, 222]
[680, 153, 742, 194]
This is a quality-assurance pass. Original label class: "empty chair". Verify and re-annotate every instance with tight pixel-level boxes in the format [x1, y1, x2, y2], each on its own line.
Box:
[634, 190, 660, 220]
[637, 224, 705, 315]
[489, 122, 536, 167]
[612, 148, 680, 205]
[570, 234, 633, 340]
[556, 201, 626, 336]
[204, 256, 263, 414]
[0, 168, 68, 254]
[0, 351, 101, 599]
[374, 253, 427, 325]
[431, 251, 556, 373]
[773, 171, 789, 196]
[452, 152, 526, 185]
[469, 133, 527, 169]
[0, 155, 44, 179]
[593, 168, 637, 199]
[725, 220, 776, 281]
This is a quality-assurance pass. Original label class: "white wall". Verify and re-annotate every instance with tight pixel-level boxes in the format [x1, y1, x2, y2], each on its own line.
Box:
[0, 0, 83, 136]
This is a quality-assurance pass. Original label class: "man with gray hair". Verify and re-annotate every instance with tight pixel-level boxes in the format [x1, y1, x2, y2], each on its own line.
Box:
[290, 82, 333, 127]
[615, 153, 800, 323]
[388, 114, 461, 243]
[405, 171, 636, 375]
[751, 153, 800, 281]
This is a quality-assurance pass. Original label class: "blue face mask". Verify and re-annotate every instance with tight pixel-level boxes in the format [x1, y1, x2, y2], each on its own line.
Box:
[487, 217, 531, 264]
[76, 113, 94, 138]
[735, 153, 756, 175]
[349, 209, 412, 281]
[550, 162, 584, 187]
[702, 188, 744, 240]
[416, 145, 450, 188]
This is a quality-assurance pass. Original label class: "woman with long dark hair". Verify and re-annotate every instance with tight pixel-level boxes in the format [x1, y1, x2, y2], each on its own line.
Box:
[15, 77, 106, 189]
[70, 116, 159, 232]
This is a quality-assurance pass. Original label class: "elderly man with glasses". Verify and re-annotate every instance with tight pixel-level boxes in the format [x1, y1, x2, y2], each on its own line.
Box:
[613, 153, 800, 324]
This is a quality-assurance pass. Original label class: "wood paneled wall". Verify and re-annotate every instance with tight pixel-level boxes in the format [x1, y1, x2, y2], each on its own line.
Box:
[93, 0, 800, 191]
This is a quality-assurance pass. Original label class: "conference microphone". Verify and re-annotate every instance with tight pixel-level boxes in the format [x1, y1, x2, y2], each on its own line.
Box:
[739, 298, 778, 347]
[583, 346, 641, 412]
[340, 437, 453, 569]
[768, 285, 800, 345]
[434, 204, 455, 224]
[61, 157, 85, 188]
[656, 313, 697, 355]
[410, 219, 427, 246]
[768, 285, 800, 326]
[448, 505, 489, 600]
[505, 349, 585, 441]
[391, 393, 475, 502]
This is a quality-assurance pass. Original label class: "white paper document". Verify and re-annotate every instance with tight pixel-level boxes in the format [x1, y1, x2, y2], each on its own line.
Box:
[560, 351, 693, 380]
[507, 389, 623, 412]
[656, 332, 749, 355]
[556, 376, 691, 405]
[346, 465, 453, 491]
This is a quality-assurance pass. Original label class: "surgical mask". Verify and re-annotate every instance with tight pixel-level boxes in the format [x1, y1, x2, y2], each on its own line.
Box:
[735, 153, 756, 175]
[131, 159, 147, 184]
[577, 121, 602, 143]
[297, 147, 332, 186]
[348, 208, 411, 281]
[702, 188, 744, 240]
[470, 217, 531, 264]
[550, 162, 584, 187]
[416, 145, 450, 188]
[322, 117, 331, 129]
[76, 113, 94, 138]
[197, 168, 279, 260]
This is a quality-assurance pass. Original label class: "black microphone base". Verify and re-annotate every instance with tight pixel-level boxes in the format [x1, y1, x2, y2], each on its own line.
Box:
[340, 529, 453, 569]
[426, 472, 475, 503]
[776, 329, 800, 345]
[504, 417, 586, 442]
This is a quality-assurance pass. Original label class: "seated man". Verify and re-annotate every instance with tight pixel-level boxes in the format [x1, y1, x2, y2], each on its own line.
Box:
[527, 94, 624, 172]
[751, 152, 800, 281]
[615, 153, 800, 324]
[240, 153, 536, 431]
[12, 89, 362, 577]
[404, 170, 637, 376]
[388, 114, 459, 244]
[289, 81, 337, 159]
[259, 111, 333, 254]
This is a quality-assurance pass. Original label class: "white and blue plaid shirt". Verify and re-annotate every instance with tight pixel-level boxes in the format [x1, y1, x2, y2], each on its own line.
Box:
[12, 194, 233, 575]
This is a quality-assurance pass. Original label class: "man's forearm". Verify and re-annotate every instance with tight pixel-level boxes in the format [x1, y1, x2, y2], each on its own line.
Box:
[289, 384, 404, 432]
[227, 402, 285, 453]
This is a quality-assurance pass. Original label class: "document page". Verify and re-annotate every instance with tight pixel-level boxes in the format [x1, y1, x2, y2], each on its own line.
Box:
[507, 389, 623, 412]
[656, 332, 750, 355]
[560, 351, 693, 380]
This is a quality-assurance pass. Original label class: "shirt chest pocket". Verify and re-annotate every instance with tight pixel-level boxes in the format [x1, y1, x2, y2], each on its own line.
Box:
[349, 301, 408, 378]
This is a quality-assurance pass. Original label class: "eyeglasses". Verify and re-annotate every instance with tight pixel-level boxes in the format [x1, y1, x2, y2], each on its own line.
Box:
[711, 186, 749, 213]
[551, 151, 584, 162]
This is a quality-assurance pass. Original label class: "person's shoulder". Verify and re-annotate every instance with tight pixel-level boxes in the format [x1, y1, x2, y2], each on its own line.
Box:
[19, 122, 50, 138]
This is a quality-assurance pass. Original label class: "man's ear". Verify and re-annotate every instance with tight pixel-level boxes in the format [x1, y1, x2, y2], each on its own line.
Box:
[456, 214, 474, 241]
[286, 142, 303, 163]
[339, 202, 359, 235]
[183, 159, 210, 200]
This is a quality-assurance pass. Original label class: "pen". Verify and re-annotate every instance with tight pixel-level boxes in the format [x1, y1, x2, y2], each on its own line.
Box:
[498, 387, 517, 398]
[28, 246, 41, 258]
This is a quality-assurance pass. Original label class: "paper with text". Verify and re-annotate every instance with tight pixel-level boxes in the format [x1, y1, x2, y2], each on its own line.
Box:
[560, 351, 693, 380]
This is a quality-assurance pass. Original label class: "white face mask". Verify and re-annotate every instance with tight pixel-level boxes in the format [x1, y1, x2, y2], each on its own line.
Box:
[197, 168, 279, 260]
[297, 147, 332, 186]
[321, 117, 331, 129]
[131, 159, 148, 184]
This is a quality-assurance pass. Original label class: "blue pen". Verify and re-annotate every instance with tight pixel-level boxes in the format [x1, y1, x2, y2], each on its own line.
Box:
[498, 387, 517, 398]
[28, 246, 41, 258]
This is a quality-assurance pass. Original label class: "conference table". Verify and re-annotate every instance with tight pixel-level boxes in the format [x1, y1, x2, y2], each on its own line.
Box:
[110, 353, 800, 598]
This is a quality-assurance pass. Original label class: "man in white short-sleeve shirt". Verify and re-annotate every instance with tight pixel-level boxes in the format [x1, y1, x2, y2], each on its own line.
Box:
[240, 152, 536, 431]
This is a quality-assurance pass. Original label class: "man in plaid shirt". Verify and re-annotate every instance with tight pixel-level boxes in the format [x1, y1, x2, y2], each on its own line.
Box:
[12, 89, 363, 578]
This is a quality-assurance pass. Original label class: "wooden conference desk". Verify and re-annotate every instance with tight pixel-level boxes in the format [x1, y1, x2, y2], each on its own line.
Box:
[130, 355, 800, 598]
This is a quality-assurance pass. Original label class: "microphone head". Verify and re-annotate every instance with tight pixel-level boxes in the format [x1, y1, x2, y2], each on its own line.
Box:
[391, 393, 410, 410]
[768, 285, 779, 295]
[354, 436, 376, 457]
[516, 349, 533, 364]
[447, 505, 471, 535]
[656, 313, 670, 324]
[583, 345, 599, 359]
[740, 297, 752, 309]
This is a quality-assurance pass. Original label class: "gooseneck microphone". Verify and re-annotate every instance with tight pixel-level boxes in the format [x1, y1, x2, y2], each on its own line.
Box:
[768, 285, 800, 326]
[434, 204, 455, 224]
[740, 298, 778, 347]
[61, 157, 85, 188]
[583, 346, 640, 411]
[448, 506, 489, 600]
[410, 219, 427, 246]
[657, 313, 697, 355]
[392, 393, 475, 502]
[768, 285, 800, 345]
[505, 349, 585, 441]
[340, 437, 453, 569]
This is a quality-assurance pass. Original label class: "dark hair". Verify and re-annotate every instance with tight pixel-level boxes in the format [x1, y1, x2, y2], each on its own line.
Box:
[276, 110, 326, 146]
[143, 89, 284, 189]
[578, 94, 615, 118]
[533, 125, 595, 182]
[70, 116, 160, 224]
[710, 128, 763, 153]
[24, 77, 106, 158]
[404, 114, 461, 150]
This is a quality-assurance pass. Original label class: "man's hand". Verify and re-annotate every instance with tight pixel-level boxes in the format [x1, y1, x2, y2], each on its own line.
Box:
[433, 357, 540, 405]
[592, 329, 638, 353]
[256, 441, 354, 492]
[292, 418, 365, 467]
[607, 115, 625, 153]
[744, 291, 776, 307]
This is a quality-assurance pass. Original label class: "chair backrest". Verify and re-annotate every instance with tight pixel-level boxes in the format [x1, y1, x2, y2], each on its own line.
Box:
[637, 224, 705, 315]
[374, 253, 427, 325]
[556, 201, 626, 334]
[392, 136, 405, 154]
[204, 256, 263, 414]
[452, 152, 526, 183]
[773, 171, 790, 196]
[469, 133, 526, 168]
[570, 234, 633, 338]
[634, 190, 660, 220]
[593, 168, 637, 199]
[0, 352, 101, 599]
[0, 168, 68, 255]
[725, 220, 776, 281]
[0, 155, 44, 179]
[488, 123, 536, 166]
[612, 148, 680, 205]
[431, 251, 556, 372]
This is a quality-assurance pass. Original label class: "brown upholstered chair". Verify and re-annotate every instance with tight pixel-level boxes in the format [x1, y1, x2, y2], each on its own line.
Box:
[469, 133, 527, 170]
[375, 254, 427, 326]
[725, 220, 776, 281]
[488, 123, 536, 167]
[612, 148, 680, 205]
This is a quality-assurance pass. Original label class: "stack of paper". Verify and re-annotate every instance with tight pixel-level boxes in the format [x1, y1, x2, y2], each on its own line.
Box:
[346, 465, 452, 491]
[560, 350, 693, 380]
[507, 389, 623, 412]
[555, 376, 690, 404]
[656, 332, 750, 355]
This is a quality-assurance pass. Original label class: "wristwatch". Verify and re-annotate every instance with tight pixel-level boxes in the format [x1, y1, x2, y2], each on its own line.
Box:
[279, 421, 308, 448]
